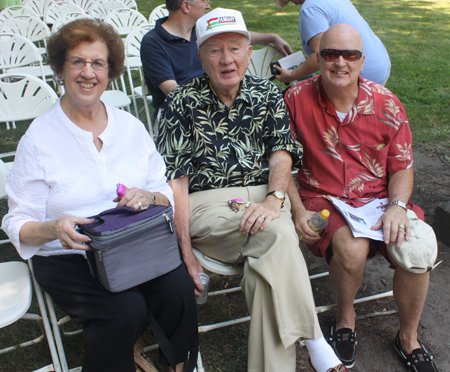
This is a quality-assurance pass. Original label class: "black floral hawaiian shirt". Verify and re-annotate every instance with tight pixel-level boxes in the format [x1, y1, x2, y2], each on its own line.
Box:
[157, 73, 303, 193]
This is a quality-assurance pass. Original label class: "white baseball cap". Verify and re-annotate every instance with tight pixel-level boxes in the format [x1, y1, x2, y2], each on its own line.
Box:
[196, 8, 250, 48]
[387, 210, 438, 274]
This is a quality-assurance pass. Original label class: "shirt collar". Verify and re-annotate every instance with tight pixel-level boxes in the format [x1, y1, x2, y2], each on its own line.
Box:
[155, 17, 197, 43]
[197, 74, 253, 109]
[317, 75, 376, 124]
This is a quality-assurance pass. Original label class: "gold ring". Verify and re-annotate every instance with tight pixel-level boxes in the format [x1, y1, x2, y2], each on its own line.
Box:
[300, 235, 303, 241]
[259, 215, 265, 219]
[137, 201, 143, 210]
[398, 224, 405, 230]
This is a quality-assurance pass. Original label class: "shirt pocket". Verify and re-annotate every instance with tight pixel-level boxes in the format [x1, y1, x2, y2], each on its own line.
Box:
[359, 142, 390, 179]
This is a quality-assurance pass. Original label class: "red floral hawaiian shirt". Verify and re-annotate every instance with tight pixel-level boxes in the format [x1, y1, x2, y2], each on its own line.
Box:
[285, 75, 413, 207]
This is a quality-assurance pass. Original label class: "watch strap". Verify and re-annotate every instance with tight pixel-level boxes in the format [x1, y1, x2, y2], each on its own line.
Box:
[266, 191, 285, 208]
[389, 200, 408, 211]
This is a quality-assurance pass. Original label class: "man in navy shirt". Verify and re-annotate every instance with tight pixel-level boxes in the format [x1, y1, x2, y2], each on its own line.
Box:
[141, 0, 293, 115]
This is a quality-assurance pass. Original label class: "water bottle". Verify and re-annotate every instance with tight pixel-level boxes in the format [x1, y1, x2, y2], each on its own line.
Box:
[308, 209, 330, 233]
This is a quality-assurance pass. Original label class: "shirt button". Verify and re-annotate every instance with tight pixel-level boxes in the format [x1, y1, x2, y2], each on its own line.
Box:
[231, 139, 236, 143]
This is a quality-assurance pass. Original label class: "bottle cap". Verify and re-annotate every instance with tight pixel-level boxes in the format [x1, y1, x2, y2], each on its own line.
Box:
[116, 183, 128, 200]
[320, 209, 330, 219]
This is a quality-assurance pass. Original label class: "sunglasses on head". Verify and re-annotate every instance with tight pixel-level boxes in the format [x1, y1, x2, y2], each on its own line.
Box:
[319, 49, 363, 63]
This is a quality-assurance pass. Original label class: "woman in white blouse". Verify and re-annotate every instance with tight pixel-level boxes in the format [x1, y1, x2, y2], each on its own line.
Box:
[2, 19, 197, 372]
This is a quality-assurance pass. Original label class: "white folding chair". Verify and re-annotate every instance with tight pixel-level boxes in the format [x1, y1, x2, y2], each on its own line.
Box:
[0, 34, 55, 88]
[0, 72, 58, 130]
[0, 15, 51, 55]
[67, 0, 95, 13]
[124, 24, 154, 135]
[88, 0, 128, 20]
[51, 12, 94, 33]
[43, 1, 85, 25]
[103, 7, 147, 37]
[0, 261, 65, 372]
[122, 0, 137, 10]
[0, 5, 38, 23]
[148, 4, 168, 26]
[246, 45, 283, 79]
[23, 0, 54, 20]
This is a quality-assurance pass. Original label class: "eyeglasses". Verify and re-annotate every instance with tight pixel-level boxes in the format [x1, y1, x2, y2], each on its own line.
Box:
[319, 49, 363, 63]
[65, 57, 109, 71]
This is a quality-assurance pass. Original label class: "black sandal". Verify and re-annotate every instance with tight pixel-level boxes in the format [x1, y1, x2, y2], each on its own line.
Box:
[328, 318, 356, 369]
[393, 331, 439, 372]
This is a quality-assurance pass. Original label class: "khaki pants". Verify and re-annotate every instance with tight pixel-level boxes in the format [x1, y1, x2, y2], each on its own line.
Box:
[189, 185, 322, 372]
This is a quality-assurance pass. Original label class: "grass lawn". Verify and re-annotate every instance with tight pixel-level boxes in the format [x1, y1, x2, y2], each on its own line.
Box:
[1, 0, 449, 371]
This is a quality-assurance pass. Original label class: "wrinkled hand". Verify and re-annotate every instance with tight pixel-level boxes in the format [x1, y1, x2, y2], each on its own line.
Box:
[371, 206, 411, 247]
[292, 208, 321, 244]
[51, 216, 94, 251]
[273, 36, 293, 57]
[239, 197, 282, 235]
[273, 65, 294, 83]
[184, 253, 206, 299]
[114, 187, 151, 210]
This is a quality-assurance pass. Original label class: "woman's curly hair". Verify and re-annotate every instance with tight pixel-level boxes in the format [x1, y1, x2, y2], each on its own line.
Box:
[46, 19, 125, 80]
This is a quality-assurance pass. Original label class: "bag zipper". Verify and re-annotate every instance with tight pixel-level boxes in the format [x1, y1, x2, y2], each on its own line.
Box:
[162, 213, 174, 233]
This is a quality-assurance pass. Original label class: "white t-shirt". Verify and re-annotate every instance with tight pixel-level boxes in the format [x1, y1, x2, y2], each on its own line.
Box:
[299, 0, 391, 84]
[336, 110, 348, 122]
[2, 100, 174, 259]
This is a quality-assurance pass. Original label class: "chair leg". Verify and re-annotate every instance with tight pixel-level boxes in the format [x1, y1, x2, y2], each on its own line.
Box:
[196, 350, 205, 372]
[142, 97, 153, 138]
[46, 292, 70, 372]
[28, 260, 64, 372]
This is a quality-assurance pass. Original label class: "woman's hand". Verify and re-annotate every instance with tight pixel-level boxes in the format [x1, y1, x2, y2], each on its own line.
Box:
[114, 187, 153, 210]
[50, 216, 94, 251]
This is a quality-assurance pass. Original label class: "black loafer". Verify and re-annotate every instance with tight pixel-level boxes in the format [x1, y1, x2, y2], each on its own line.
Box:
[394, 331, 439, 372]
[328, 318, 356, 369]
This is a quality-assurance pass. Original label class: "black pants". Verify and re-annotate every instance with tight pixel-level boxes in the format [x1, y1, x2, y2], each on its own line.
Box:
[32, 254, 198, 372]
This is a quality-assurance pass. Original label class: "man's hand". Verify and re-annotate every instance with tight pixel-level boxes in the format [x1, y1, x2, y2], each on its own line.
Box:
[371, 206, 411, 247]
[272, 35, 293, 57]
[273, 64, 294, 83]
[183, 253, 206, 299]
[292, 208, 321, 244]
[239, 196, 282, 235]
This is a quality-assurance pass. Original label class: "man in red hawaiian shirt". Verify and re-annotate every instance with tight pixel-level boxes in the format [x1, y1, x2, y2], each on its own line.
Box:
[285, 24, 439, 372]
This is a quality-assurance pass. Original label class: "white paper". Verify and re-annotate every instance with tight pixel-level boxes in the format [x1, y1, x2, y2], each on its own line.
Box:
[278, 51, 306, 71]
[329, 197, 389, 241]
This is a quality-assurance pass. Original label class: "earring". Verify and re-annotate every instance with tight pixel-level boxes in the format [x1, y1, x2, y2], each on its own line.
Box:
[57, 76, 64, 86]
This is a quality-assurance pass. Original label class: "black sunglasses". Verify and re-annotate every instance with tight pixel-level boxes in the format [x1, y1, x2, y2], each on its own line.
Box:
[319, 49, 363, 63]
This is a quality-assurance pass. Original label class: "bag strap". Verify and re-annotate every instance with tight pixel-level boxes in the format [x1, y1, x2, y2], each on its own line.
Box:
[147, 310, 198, 372]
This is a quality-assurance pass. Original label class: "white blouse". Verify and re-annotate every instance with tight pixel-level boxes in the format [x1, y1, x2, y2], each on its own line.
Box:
[2, 100, 174, 259]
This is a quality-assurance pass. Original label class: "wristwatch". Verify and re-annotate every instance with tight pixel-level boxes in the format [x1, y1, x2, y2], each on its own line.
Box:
[389, 200, 408, 211]
[266, 191, 285, 208]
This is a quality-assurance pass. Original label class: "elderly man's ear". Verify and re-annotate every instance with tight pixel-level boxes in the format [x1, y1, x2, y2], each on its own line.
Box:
[247, 44, 253, 66]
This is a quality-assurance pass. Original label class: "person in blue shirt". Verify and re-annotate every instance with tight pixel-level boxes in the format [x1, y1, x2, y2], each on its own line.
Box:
[273, 0, 391, 86]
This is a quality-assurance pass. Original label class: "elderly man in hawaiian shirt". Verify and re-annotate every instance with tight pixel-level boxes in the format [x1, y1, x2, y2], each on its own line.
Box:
[285, 24, 439, 372]
[157, 7, 349, 372]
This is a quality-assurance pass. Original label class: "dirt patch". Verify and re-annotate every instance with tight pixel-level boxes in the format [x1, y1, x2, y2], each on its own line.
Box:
[193, 145, 450, 372]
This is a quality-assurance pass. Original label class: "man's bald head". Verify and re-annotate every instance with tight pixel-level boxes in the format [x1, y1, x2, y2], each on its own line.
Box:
[320, 24, 363, 52]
